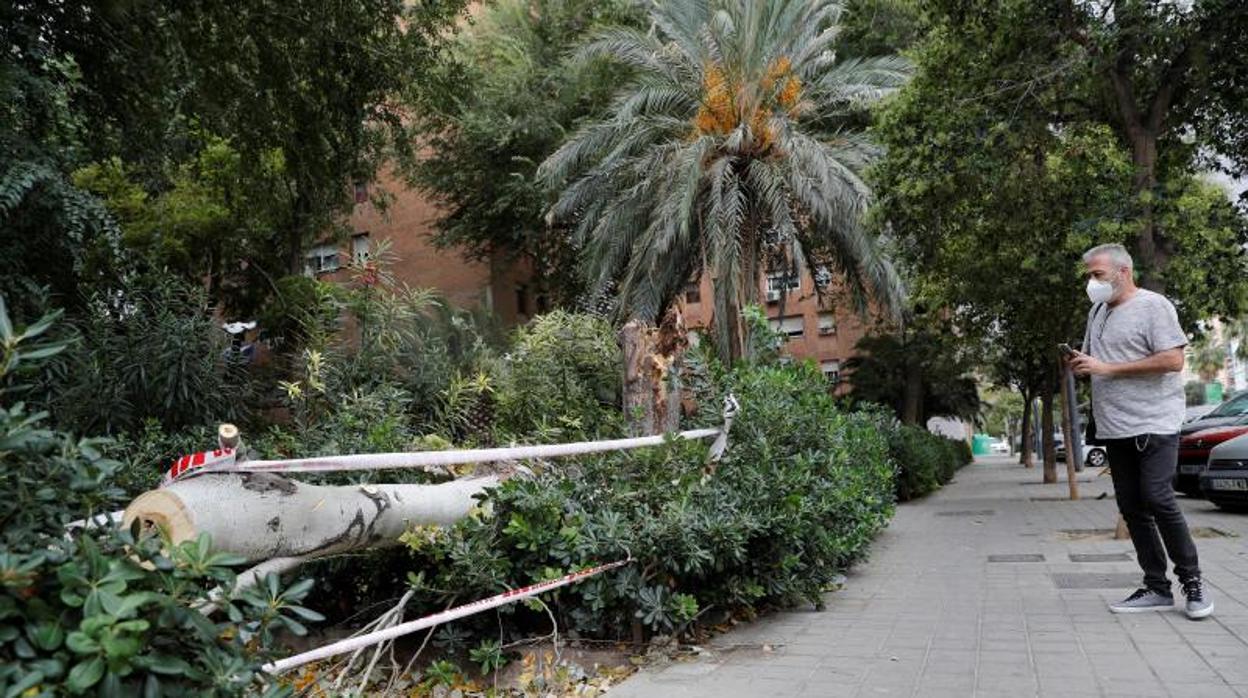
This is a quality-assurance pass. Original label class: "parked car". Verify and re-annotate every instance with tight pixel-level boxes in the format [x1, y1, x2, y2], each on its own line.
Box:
[1055, 438, 1108, 468]
[1181, 392, 1248, 435]
[1184, 404, 1219, 423]
[1176, 416, 1248, 496]
[990, 439, 1010, 454]
[1199, 431, 1248, 511]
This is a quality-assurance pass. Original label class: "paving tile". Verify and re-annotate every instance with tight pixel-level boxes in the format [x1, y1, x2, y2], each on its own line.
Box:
[610, 457, 1248, 698]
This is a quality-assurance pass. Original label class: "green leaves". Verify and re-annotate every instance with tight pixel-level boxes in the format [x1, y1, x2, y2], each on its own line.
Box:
[235, 573, 324, 642]
[65, 656, 105, 693]
[0, 298, 67, 392]
[540, 0, 909, 358]
[403, 359, 895, 646]
[408, 0, 642, 304]
[469, 639, 509, 675]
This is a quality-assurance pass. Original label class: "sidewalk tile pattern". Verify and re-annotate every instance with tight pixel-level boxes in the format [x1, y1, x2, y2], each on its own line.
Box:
[609, 456, 1248, 698]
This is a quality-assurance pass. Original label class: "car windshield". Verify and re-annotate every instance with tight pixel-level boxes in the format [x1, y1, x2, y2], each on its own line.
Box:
[1208, 394, 1248, 418]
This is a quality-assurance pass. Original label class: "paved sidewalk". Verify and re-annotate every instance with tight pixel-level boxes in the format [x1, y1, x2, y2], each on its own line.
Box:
[610, 456, 1248, 698]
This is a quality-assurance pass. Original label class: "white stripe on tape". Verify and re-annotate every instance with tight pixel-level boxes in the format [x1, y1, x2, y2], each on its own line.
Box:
[263, 559, 630, 675]
[169, 428, 721, 484]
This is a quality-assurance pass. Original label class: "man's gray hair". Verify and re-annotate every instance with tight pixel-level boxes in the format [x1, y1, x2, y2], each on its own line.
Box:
[1082, 243, 1133, 269]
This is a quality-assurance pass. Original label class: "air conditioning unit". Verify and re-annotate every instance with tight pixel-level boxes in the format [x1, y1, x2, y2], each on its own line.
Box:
[765, 288, 782, 303]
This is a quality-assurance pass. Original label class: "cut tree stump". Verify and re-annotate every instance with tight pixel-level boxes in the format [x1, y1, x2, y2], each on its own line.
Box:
[621, 307, 689, 436]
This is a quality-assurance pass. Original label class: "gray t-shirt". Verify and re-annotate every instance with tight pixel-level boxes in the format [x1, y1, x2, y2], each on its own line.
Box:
[1082, 289, 1188, 439]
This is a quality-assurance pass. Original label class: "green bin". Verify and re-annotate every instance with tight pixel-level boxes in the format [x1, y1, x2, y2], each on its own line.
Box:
[1205, 382, 1224, 404]
[972, 434, 993, 456]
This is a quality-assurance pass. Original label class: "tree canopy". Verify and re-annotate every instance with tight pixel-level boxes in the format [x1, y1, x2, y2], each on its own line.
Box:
[539, 0, 910, 360]
[871, 0, 1248, 403]
[1, 0, 469, 318]
[406, 0, 643, 306]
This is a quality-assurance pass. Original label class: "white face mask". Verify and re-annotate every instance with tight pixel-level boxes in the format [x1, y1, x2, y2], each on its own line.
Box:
[1086, 277, 1114, 304]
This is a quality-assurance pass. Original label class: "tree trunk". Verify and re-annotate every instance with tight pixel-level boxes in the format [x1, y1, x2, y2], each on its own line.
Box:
[620, 308, 689, 436]
[287, 192, 313, 275]
[123, 473, 498, 565]
[1019, 388, 1034, 468]
[1128, 127, 1166, 292]
[902, 358, 924, 426]
[1041, 387, 1057, 484]
[714, 295, 746, 365]
[1058, 359, 1080, 500]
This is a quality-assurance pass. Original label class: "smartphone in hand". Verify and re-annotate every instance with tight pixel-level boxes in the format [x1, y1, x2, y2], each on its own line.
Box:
[1058, 343, 1078, 358]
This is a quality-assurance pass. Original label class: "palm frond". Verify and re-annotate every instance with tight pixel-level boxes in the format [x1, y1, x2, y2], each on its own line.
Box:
[540, 0, 911, 356]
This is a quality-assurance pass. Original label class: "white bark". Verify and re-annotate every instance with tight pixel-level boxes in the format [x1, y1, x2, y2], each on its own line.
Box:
[122, 473, 497, 564]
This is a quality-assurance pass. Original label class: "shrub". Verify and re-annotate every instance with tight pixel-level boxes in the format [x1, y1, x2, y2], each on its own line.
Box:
[493, 311, 623, 439]
[256, 274, 344, 354]
[0, 298, 318, 696]
[263, 245, 503, 439]
[41, 271, 253, 436]
[401, 361, 895, 645]
[889, 423, 971, 502]
[107, 420, 219, 495]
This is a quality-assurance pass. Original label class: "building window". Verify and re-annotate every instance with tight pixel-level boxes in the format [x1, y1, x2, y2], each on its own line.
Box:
[351, 232, 371, 264]
[817, 312, 837, 336]
[515, 285, 529, 316]
[304, 244, 340, 276]
[821, 359, 841, 383]
[685, 282, 702, 304]
[353, 180, 368, 205]
[765, 272, 800, 302]
[770, 315, 805, 339]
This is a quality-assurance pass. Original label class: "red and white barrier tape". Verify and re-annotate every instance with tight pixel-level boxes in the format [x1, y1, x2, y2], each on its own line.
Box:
[159, 430, 720, 485]
[263, 558, 631, 675]
[160, 394, 740, 486]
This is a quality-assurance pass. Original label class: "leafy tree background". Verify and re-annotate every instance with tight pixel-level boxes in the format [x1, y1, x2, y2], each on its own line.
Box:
[2, 0, 470, 321]
[405, 0, 644, 306]
[869, 0, 1248, 477]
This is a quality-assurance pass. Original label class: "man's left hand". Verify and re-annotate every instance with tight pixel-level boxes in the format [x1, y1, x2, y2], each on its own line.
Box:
[1071, 354, 1112, 377]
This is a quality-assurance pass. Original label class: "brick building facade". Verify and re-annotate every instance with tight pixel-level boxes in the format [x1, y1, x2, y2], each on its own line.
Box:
[304, 169, 537, 326]
[679, 268, 875, 392]
[307, 174, 877, 375]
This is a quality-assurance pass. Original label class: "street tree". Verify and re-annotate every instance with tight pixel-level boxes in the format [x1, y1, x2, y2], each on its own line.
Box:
[1057, 0, 1248, 290]
[1, 0, 469, 317]
[872, 1, 1248, 482]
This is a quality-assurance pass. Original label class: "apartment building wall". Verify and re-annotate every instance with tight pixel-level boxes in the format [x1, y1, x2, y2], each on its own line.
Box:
[678, 267, 876, 392]
[306, 171, 880, 377]
[304, 169, 535, 326]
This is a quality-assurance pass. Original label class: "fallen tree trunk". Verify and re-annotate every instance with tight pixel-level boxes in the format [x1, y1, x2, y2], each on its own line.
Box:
[123, 472, 498, 564]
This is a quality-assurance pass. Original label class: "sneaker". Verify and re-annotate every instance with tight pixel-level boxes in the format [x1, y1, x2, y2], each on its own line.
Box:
[1181, 578, 1214, 620]
[1109, 588, 1174, 613]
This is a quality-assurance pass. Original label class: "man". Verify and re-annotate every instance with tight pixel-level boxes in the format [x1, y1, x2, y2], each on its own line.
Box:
[1069, 243, 1212, 619]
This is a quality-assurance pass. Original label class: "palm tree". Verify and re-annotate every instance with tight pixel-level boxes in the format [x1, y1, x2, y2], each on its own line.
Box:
[538, 0, 908, 360]
[1189, 337, 1226, 383]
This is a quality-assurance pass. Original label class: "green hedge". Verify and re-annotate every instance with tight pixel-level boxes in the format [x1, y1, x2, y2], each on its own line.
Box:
[399, 362, 896, 648]
[1, 302, 313, 696]
[890, 424, 973, 502]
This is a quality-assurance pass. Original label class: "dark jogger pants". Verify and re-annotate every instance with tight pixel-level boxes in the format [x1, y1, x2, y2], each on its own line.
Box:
[1105, 433, 1201, 594]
